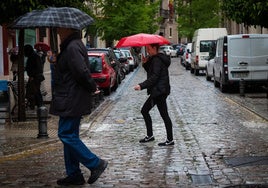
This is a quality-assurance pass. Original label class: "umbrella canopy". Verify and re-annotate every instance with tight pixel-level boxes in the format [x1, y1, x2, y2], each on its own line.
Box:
[115, 33, 170, 48]
[34, 42, 50, 52]
[11, 7, 94, 30]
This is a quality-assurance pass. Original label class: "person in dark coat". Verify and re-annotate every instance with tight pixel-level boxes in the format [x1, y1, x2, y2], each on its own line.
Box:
[49, 28, 107, 186]
[24, 44, 44, 108]
[134, 43, 174, 146]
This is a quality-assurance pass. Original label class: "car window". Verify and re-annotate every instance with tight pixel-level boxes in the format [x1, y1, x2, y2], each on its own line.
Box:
[88, 56, 102, 73]
[114, 51, 121, 59]
[200, 40, 216, 52]
[121, 50, 131, 57]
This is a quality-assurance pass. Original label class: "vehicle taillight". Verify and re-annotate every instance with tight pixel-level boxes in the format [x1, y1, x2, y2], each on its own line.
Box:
[128, 57, 133, 60]
[242, 35, 250, 38]
[186, 53, 188, 59]
[195, 55, 199, 64]
[223, 51, 228, 74]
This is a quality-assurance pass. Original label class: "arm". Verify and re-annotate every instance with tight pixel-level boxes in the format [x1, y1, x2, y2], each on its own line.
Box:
[67, 41, 97, 93]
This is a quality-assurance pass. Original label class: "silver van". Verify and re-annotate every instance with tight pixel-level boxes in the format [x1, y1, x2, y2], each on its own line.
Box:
[213, 34, 268, 92]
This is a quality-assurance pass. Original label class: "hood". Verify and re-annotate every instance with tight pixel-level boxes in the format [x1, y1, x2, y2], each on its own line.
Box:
[156, 53, 171, 67]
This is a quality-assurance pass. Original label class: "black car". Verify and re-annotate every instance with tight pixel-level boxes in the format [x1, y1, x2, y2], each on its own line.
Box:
[175, 45, 185, 56]
[88, 48, 122, 84]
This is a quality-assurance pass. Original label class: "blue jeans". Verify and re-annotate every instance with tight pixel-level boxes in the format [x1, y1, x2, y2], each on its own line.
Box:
[58, 117, 99, 176]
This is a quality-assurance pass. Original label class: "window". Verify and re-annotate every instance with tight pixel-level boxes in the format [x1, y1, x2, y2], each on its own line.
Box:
[169, 27, 172, 38]
[200, 40, 216, 52]
[89, 56, 102, 73]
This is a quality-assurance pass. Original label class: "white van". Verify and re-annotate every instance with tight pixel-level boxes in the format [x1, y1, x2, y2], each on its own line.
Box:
[213, 34, 268, 92]
[190, 28, 227, 75]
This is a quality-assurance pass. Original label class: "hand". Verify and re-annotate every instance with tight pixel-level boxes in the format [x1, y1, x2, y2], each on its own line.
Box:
[142, 54, 148, 63]
[134, 85, 141, 91]
[94, 88, 101, 94]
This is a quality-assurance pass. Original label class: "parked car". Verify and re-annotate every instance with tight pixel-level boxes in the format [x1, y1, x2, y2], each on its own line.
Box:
[213, 34, 268, 93]
[206, 58, 215, 81]
[120, 47, 140, 68]
[175, 45, 185, 57]
[205, 43, 216, 81]
[190, 28, 227, 75]
[113, 49, 130, 74]
[88, 52, 117, 95]
[159, 45, 177, 57]
[120, 49, 136, 72]
[88, 48, 122, 84]
[182, 43, 192, 70]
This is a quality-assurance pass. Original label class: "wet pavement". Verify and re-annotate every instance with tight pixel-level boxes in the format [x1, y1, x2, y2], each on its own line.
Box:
[0, 58, 268, 187]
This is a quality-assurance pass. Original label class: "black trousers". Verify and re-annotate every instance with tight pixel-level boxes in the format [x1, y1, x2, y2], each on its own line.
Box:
[141, 94, 173, 141]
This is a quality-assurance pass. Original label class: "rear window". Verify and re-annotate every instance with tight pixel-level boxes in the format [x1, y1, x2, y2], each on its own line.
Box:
[230, 38, 268, 57]
[200, 40, 216, 52]
[88, 56, 102, 73]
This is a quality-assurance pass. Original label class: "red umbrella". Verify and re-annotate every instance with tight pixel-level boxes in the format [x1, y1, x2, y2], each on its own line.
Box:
[34, 42, 50, 52]
[115, 33, 170, 48]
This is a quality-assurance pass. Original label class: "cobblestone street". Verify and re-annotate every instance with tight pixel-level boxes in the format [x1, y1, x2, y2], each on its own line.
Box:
[0, 57, 267, 187]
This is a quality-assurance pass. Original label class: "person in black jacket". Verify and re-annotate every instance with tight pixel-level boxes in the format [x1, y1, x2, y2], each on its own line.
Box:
[24, 44, 44, 108]
[49, 28, 108, 186]
[134, 43, 174, 146]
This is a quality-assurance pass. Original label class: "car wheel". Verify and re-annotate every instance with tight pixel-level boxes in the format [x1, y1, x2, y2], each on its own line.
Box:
[194, 68, 199, 76]
[112, 79, 118, 92]
[205, 68, 211, 81]
[190, 67, 194, 74]
[213, 73, 219, 87]
[220, 75, 228, 93]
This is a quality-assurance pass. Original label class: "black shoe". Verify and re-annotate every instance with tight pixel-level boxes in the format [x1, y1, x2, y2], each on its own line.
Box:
[88, 159, 108, 184]
[139, 135, 155, 143]
[158, 140, 175, 146]
[57, 173, 85, 186]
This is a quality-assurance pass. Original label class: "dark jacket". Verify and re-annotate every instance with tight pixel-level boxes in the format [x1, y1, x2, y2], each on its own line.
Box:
[139, 53, 171, 98]
[49, 32, 97, 117]
[25, 49, 44, 82]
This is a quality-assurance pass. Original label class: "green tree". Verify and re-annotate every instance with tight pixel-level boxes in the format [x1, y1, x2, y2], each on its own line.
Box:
[92, 0, 160, 46]
[176, 0, 221, 41]
[221, 0, 268, 28]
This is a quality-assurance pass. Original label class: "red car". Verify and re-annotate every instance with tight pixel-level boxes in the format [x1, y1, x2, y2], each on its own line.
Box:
[88, 52, 118, 95]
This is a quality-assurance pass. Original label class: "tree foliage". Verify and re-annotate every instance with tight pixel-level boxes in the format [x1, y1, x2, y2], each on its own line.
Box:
[176, 0, 221, 41]
[92, 0, 160, 44]
[221, 0, 268, 28]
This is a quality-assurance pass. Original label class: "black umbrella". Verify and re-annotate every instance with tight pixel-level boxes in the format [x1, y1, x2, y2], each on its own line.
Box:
[11, 7, 94, 30]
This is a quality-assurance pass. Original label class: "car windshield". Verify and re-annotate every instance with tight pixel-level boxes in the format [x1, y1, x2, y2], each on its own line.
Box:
[88, 56, 102, 73]
[114, 51, 121, 59]
[121, 50, 131, 57]
[200, 40, 216, 52]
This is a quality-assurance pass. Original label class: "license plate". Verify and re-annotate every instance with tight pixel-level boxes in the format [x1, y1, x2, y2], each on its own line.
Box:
[232, 72, 249, 78]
